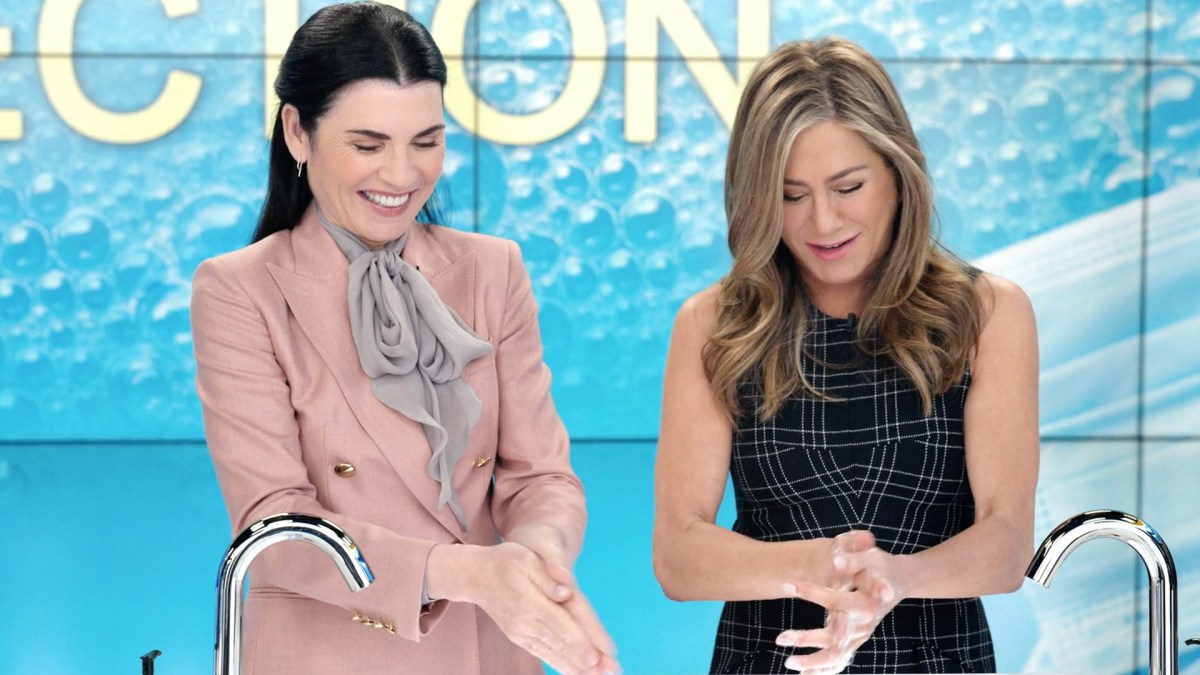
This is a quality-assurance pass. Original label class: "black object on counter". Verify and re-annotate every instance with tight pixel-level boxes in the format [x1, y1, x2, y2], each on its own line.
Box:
[140, 649, 161, 675]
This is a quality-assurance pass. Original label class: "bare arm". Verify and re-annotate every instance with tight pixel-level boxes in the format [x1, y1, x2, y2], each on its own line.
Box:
[652, 287, 841, 602]
[864, 273, 1040, 599]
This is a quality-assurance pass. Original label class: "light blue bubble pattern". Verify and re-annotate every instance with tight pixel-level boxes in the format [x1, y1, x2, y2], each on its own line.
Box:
[473, 0, 1149, 60]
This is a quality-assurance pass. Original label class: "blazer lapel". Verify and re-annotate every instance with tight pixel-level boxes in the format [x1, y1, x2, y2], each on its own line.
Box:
[266, 211, 475, 538]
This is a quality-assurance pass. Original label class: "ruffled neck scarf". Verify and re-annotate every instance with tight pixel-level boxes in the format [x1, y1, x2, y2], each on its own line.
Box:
[316, 204, 492, 531]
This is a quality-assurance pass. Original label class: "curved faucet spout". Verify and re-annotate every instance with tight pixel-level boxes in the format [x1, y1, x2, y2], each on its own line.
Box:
[213, 513, 374, 675]
[1026, 509, 1178, 675]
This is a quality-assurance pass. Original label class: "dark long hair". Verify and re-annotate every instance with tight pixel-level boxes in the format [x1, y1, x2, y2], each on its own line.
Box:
[252, 2, 449, 244]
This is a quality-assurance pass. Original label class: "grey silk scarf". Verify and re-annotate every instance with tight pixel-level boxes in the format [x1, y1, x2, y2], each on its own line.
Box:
[316, 204, 492, 531]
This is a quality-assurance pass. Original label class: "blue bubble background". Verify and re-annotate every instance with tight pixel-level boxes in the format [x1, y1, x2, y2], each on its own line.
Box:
[1, 1, 1198, 674]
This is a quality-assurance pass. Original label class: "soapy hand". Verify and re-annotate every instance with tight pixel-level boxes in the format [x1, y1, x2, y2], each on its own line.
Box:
[777, 530, 902, 674]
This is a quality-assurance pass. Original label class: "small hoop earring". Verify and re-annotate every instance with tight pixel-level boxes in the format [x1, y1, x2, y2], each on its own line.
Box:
[296, 161, 304, 178]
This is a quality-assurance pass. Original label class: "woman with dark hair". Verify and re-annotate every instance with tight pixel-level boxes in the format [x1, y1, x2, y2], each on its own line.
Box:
[190, 4, 617, 674]
[652, 38, 1039, 673]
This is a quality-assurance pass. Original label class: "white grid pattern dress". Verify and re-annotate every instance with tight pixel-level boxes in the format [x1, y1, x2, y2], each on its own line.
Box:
[710, 310, 996, 674]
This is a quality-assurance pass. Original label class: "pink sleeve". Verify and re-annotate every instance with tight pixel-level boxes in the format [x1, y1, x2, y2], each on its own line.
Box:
[487, 242, 588, 562]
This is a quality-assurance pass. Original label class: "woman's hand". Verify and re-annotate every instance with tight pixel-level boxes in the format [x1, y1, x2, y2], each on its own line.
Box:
[776, 530, 904, 673]
[505, 524, 572, 578]
[426, 541, 619, 675]
[506, 524, 621, 674]
[776, 571, 897, 673]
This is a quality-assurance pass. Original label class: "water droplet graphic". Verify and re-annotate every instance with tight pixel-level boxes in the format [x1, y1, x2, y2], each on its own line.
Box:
[552, 162, 591, 201]
[29, 173, 71, 226]
[967, 19, 995, 53]
[0, 279, 33, 324]
[622, 191, 676, 249]
[954, 151, 989, 192]
[965, 96, 1006, 142]
[510, 146, 549, 178]
[479, 63, 519, 106]
[597, 154, 638, 206]
[1014, 85, 1066, 141]
[605, 249, 643, 295]
[519, 232, 561, 278]
[38, 270, 75, 315]
[995, 1, 1033, 38]
[560, 256, 599, 303]
[569, 201, 617, 255]
[997, 142, 1031, 184]
[3, 149, 33, 186]
[3, 222, 50, 275]
[0, 183, 22, 221]
[47, 320, 75, 350]
[179, 192, 256, 270]
[77, 272, 114, 313]
[54, 210, 111, 270]
[680, 228, 728, 280]
[573, 127, 605, 166]
[917, 127, 953, 166]
[1150, 70, 1200, 143]
[509, 176, 546, 214]
[520, 29, 568, 59]
[643, 251, 676, 291]
[11, 348, 50, 386]
[113, 247, 165, 297]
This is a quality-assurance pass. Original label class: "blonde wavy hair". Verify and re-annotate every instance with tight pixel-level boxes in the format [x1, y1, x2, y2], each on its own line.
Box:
[704, 37, 983, 421]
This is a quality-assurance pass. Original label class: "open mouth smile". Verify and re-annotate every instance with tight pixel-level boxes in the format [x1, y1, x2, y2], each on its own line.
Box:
[361, 190, 411, 209]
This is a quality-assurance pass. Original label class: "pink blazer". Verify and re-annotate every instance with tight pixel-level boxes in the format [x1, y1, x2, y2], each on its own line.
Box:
[191, 207, 586, 674]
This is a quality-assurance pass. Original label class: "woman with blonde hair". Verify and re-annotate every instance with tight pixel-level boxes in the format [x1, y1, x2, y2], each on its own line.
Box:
[653, 37, 1038, 673]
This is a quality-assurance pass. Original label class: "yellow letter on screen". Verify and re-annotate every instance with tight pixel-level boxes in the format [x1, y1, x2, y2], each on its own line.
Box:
[435, 0, 606, 145]
[625, 0, 768, 143]
[0, 25, 20, 140]
[38, 0, 203, 144]
[263, 0, 299, 137]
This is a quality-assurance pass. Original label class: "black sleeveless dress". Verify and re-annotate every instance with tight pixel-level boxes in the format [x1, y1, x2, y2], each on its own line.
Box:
[710, 311, 996, 674]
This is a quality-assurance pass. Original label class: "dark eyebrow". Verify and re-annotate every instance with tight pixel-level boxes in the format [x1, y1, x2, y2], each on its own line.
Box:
[414, 124, 446, 138]
[346, 129, 390, 141]
[783, 164, 869, 187]
[345, 124, 446, 141]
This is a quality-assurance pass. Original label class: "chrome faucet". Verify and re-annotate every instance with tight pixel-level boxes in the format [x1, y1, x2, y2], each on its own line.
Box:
[1026, 509, 1178, 675]
[213, 513, 375, 675]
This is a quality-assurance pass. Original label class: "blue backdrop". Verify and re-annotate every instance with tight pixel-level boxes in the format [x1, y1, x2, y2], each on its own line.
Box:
[0, 1, 1198, 673]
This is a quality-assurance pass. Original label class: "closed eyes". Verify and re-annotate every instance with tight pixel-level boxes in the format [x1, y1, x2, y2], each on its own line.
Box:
[783, 183, 864, 203]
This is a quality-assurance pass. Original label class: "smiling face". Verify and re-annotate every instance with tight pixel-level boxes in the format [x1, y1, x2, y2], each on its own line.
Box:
[283, 78, 445, 248]
[780, 121, 900, 316]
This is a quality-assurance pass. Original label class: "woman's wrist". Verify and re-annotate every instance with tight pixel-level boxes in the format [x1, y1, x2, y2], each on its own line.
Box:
[506, 524, 570, 567]
[425, 542, 481, 603]
[888, 552, 918, 600]
[761, 538, 830, 597]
